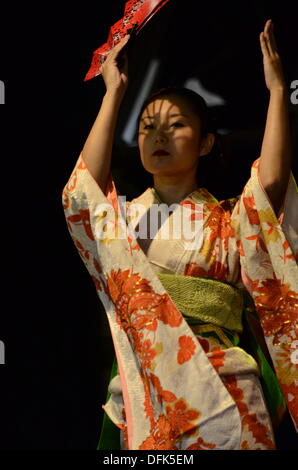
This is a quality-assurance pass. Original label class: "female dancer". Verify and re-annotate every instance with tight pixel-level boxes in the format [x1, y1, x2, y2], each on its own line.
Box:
[62, 20, 298, 449]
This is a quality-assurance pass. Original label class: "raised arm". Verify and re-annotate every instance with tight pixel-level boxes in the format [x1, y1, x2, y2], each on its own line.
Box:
[82, 35, 130, 193]
[258, 19, 292, 216]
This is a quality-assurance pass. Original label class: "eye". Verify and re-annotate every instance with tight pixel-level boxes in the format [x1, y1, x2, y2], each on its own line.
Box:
[142, 122, 184, 131]
[171, 122, 184, 128]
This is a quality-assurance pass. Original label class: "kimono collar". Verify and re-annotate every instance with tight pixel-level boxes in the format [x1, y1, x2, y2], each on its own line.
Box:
[151, 187, 219, 205]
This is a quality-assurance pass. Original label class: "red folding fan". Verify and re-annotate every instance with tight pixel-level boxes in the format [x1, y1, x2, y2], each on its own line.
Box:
[84, 0, 172, 81]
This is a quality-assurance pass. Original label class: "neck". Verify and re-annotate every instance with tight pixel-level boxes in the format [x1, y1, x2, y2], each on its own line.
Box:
[153, 174, 198, 205]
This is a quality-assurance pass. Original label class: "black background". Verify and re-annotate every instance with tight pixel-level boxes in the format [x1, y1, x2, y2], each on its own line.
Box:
[0, 0, 297, 450]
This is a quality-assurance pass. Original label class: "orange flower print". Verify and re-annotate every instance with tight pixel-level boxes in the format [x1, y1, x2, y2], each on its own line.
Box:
[77, 157, 87, 170]
[149, 373, 177, 404]
[129, 291, 165, 331]
[74, 239, 90, 261]
[242, 414, 275, 449]
[280, 381, 298, 427]
[223, 375, 248, 416]
[184, 262, 206, 278]
[246, 233, 268, 253]
[154, 294, 183, 328]
[275, 342, 298, 400]
[180, 199, 203, 222]
[240, 440, 252, 450]
[106, 269, 182, 362]
[184, 261, 228, 282]
[140, 374, 155, 426]
[105, 176, 119, 213]
[93, 257, 102, 274]
[237, 240, 245, 257]
[255, 278, 298, 311]
[131, 293, 182, 330]
[165, 399, 200, 434]
[253, 278, 298, 343]
[66, 170, 77, 192]
[205, 205, 232, 251]
[243, 195, 260, 225]
[131, 308, 159, 332]
[106, 269, 147, 332]
[139, 399, 201, 449]
[106, 268, 128, 303]
[67, 209, 95, 241]
[241, 271, 260, 296]
[119, 407, 129, 450]
[223, 375, 275, 449]
[107, 269, 148, 304]
[279, 240, 296, 264]
[138, 339, 157, 369]
[186, 437, 216, 450]
[126, 234, 141, 255]
[62, 190, 70, 210]
[129, 329, 144, 351]
[206, 261, 228, 280]
[91, 275, 102, 292]
[107, 270, 180, 326]
[177, 336, 196, 365]
[208, 348, 226, 373]
[139, 415, 178, 450]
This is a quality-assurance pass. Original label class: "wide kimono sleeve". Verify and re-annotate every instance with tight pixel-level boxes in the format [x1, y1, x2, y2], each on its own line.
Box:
[61, 152, 244, 450]
[231, 157, 298, 432]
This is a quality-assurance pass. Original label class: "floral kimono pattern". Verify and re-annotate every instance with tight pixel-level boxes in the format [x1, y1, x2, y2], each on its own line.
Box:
[62, 152, 298, 450]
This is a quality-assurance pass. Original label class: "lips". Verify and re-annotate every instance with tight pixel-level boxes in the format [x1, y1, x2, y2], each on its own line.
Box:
[152, 149, 170, 156]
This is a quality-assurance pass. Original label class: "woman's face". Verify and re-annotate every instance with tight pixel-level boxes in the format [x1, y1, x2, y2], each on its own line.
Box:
[138, 95, 210, 178]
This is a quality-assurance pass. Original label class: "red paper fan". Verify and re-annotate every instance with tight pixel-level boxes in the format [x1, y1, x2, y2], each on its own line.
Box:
[84, 0, 172, 81]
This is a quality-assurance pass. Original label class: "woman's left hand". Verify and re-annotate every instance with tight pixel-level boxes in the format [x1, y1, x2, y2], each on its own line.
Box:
[260, 19, 286, 92]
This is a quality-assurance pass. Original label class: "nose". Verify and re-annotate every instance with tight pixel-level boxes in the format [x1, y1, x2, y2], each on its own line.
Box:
[155, 129, 168, 144]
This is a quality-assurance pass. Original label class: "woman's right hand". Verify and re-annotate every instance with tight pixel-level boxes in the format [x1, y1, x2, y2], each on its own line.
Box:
[100, 35, 130, 98]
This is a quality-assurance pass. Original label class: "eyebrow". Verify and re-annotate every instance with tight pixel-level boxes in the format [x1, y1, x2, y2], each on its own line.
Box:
[140, 113, 189, 121]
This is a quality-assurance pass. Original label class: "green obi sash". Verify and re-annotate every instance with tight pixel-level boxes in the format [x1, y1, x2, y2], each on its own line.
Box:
[97, 275, 286, 450]
[157, 273, 243, 349]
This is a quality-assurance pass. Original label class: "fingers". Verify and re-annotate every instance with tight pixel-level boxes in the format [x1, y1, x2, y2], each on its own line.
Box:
[263, 20, 273, 56]
[104, 35, 130, 70]
[268, 21, 278, 52]
[264, 20, 274, 55]
[260, 19, 279, 57]
[100, 34, 130, 76]
[260, 31, 270, 58]
[111, 35, 130, 57]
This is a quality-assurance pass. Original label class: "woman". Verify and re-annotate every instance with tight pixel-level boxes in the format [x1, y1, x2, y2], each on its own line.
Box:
[62, 20, 298, 449]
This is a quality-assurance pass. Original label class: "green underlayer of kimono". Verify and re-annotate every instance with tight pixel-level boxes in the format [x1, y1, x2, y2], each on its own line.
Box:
[97, 275, 286, 450]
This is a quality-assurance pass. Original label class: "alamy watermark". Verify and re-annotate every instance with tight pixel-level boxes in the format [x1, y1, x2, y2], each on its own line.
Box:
[94, 197, 204, 251]
[0, 80, 4, 104]
[290, 80, 298, 104]
[0, 340, 5, 364]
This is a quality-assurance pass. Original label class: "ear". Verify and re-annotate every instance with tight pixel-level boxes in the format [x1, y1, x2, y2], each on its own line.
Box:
[199, 133, 215, 157]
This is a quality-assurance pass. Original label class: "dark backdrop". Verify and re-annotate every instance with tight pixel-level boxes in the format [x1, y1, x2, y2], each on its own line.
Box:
[0, 0, 297, 450]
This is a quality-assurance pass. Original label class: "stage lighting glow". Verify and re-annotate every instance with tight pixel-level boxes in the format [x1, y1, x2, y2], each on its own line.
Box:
[122, 60, 160, 145]
[184, 77, 226, 107]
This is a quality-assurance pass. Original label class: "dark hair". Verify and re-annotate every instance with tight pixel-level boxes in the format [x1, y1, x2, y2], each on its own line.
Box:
[136, 86, 225, 192]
